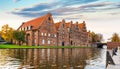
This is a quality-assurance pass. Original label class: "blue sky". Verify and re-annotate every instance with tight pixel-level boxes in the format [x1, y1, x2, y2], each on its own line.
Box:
[0, 0, 120, 42]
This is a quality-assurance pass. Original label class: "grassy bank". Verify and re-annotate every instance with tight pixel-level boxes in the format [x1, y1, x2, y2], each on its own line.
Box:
[0, 44, 91, 49]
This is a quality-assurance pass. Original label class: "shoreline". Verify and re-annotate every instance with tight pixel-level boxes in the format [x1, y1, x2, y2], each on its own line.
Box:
[107, 48, 120, 69]
[0, 44, 92, 49]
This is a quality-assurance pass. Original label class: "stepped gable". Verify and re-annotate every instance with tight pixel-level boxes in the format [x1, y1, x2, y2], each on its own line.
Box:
[66, 22, 71, 28]
[55, 22, 61, 30]
[79, 23, 84, 29]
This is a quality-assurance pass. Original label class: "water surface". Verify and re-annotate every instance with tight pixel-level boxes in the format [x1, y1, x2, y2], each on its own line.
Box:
[0, 48, 106, 69]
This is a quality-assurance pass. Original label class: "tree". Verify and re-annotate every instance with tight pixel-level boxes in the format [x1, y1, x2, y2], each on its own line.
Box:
[97, 34, 103, 42]
[1, 24, 14, 42]
[91, 32, 103, 42]
[111, 33, 120, 42]
[13, 31, 25, 45]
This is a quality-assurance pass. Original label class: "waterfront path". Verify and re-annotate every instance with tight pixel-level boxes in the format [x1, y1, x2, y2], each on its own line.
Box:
[107, 48, 120, 69]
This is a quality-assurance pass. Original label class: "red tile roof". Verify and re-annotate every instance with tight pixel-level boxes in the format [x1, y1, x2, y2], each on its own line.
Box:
[79, 23, 85, 29]
[66, 22, 71, 28]
[18, 13, 51, 30]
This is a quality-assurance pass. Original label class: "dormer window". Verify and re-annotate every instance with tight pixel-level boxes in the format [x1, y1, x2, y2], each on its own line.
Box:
[48, 17, 51, 21]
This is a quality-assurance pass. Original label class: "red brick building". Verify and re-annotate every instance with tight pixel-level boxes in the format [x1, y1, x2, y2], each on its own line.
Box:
[18, 13, 91, 46]
[107, 42, 120, 49]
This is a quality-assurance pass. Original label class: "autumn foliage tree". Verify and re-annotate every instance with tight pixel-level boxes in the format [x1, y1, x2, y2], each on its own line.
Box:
[111, 33, 120, 42]
[0, 24, 14, 42]
[13, 31, 25, 45]
[91, 32, 103, 42]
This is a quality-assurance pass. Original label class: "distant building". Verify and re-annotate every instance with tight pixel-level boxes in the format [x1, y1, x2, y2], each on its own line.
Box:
[107, 42, 120, 49]
[18, 13, 91, 46]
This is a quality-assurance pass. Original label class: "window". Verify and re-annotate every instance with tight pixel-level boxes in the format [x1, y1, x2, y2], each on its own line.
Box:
[41, 32, 43, 36]
[51, 34, 54, 38]
[54, 34, 56, 37]
[48, 22, 50, 26]
[48, 17, 51, 20]
[48, 39, 50, 44]
[42, 39, 45, 44]
[48, 33, 51, 36]
[44, 33, 47, 36]
[27, 26, 29, 30]
[28, 26, 31, 30]
[67, 28, 70, 31]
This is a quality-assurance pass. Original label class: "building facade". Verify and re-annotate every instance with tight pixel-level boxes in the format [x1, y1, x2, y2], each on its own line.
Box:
[18, 13, 91, 46]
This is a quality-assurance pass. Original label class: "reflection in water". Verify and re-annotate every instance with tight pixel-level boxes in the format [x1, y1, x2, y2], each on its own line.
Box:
[0, 48, 106, 69]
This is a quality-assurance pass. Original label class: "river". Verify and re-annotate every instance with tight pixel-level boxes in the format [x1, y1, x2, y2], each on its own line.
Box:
[0, 48, 106, 69]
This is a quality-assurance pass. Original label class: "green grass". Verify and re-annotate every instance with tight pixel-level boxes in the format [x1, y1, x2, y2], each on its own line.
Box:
[0, 44, 92, 49]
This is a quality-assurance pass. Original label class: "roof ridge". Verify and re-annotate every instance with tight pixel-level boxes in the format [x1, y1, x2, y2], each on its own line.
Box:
[18, 13, 52, 30]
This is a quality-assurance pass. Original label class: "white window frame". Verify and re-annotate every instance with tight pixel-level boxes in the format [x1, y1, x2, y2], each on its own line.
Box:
[54, 34, 56, 37]
[42, 39, 45, 44]
[28, 26, 31, 30]
[45, 33, 47, 36]
[48, 39, 50, 44]
[41, 32, 43, 36]
[48, 33, 50, 36]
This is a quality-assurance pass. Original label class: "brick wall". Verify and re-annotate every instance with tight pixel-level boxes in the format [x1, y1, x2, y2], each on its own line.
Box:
[107, 42, 120, 49]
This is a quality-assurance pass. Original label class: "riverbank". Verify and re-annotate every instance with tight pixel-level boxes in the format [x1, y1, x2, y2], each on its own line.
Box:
[107, 48, 120, 69]
[0, 44, 92, 49]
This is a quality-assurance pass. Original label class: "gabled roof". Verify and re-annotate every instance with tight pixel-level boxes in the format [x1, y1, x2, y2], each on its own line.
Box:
[18, 13, 51, 30]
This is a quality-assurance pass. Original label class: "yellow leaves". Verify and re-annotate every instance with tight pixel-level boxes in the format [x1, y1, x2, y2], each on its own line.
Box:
[0, 24, 14, 42]
[111, 33, 120, 42]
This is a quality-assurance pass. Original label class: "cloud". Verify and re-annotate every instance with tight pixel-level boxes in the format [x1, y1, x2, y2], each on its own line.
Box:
[108, 12, 120, 15]
[11, 0, 120, 20]
[20, 3, 56, 12]
[13, 0, 21, 3]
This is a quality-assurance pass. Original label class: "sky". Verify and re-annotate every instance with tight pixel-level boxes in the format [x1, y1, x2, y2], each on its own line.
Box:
[0, 0, 120, 42]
